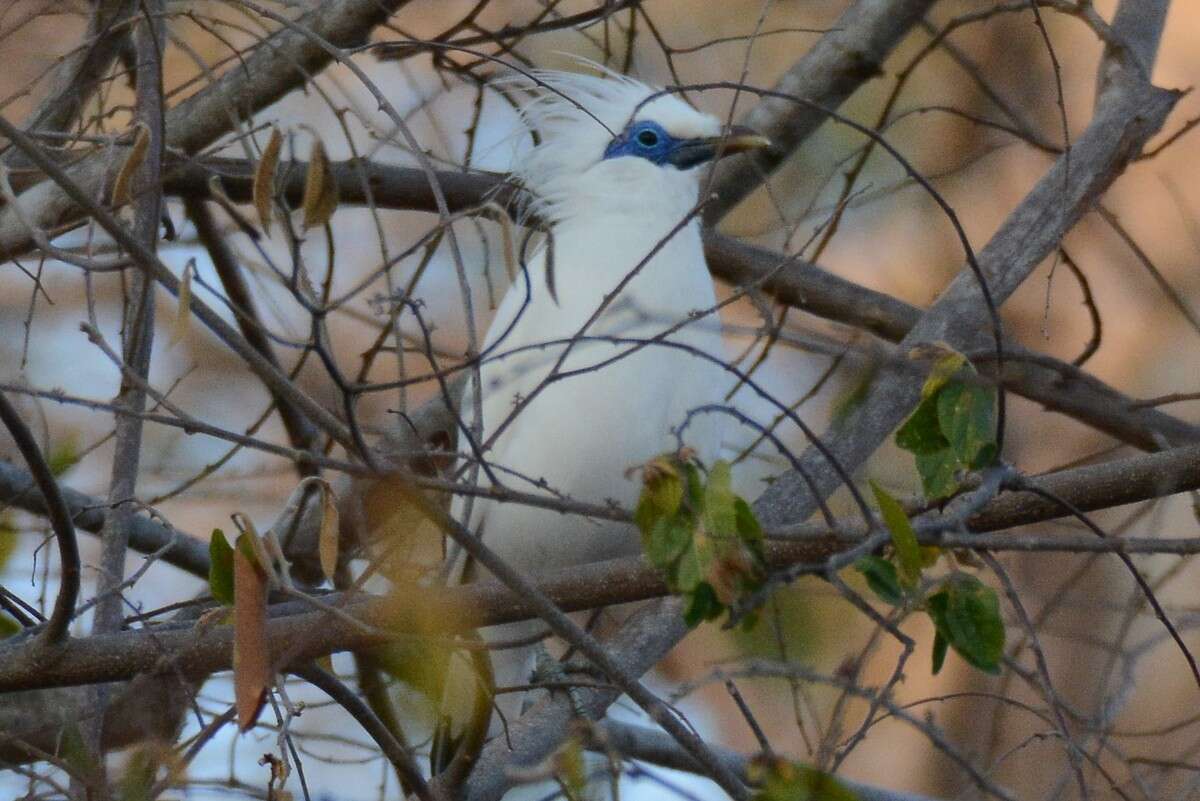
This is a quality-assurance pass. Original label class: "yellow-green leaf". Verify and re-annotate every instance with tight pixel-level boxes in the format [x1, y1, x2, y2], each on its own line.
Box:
[749, 756, 861, 801]
[869, 480, 921, 588]
[915, 345, 967, 400]
[47, 438, 80, 477]
[0, 516, 18, 572]
[208, 528, 235, 606]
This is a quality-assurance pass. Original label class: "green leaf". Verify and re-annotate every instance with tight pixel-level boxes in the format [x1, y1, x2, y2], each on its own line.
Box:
[117, 746, 157, 801]
[944, 576, 1004, 673]
[0, 516, 17, 572]
[936, 379, 997, 469]
[643, 514, 694, 567]
[926, 579, 1005, 675]
[830, 368, 874, 425]
[854, 556, 903, 605]
[0, 612, 19, 639]
[208, 529, 235, 606]
[683, 582, 722, 627]
[915, 449, 961, 501]
[895, 394, 948, 455]
[897, 348, 998, 502]
[734, 498, 763, 543]
[61, 720, 100, 784]
[703, 460, 738, 538]
[931, 629, 949, 675]
[869, 481, 922, 587]
[751, 758, 861, 801]
[47, 438, 80, 477]
[926, 590, 950, 674]
[673, 523, 713, 593]
[634, 457, 685, 531]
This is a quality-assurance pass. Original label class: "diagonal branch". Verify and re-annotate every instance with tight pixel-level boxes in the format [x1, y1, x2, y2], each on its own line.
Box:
[753, 69, 1177, 528]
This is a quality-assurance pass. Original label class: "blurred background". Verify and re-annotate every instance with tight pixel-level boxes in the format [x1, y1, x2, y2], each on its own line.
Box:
[2, 1, 1200, 799]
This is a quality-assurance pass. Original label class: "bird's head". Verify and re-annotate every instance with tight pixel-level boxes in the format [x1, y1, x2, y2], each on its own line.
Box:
[509, 68, 769, 223]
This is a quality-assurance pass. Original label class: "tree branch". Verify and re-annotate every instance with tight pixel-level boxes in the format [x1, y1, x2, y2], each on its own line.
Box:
[0, 392, 79, 646]
[3, 437, 1199, 695]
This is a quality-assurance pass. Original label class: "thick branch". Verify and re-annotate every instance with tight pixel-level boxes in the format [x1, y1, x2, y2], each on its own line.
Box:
[1097, 0, 1170, 97]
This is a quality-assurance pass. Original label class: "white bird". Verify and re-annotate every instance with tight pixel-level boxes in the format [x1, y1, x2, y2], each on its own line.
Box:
[435, 67, 770, 773]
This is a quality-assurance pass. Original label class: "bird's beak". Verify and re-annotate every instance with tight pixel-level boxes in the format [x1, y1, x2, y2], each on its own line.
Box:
[713, 126, 774, 156]
[665, 126, 772, 169]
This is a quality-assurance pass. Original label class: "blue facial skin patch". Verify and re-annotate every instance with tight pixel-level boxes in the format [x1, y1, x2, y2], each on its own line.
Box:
[603, 120, 719, 169]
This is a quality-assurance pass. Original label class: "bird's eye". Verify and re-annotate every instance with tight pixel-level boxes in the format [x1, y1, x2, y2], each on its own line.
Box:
[636, 129, 660, 147]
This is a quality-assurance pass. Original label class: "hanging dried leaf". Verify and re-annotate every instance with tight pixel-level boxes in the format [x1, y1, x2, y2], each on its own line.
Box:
[301, 139, 337, 230]
[318, 482, 339, 583]
[233, 546, 270, 731]
[254, 128, 283, 235]
[111, 123, 150, 207]
[170, 259, 194, 346]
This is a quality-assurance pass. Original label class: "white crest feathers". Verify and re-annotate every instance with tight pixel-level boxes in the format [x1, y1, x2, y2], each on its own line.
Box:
[501, 68, 721, 224]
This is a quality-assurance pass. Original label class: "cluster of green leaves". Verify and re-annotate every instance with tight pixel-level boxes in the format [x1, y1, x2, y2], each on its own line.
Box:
[856, 482, 1005, 675]
[749, 757, 860, 801]
[895, 349, 997, 500]
[634, 454, 766, 628]
[853, 348, 1006, 674]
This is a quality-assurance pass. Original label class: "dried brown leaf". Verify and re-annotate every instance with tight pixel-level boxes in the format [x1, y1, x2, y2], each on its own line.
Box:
[318, 482, 339, 583]
[233, 547, 270, 731]
[254, 128, 283, 235]
[111, 123, 150, 207]
[301, 139, 337, 230]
